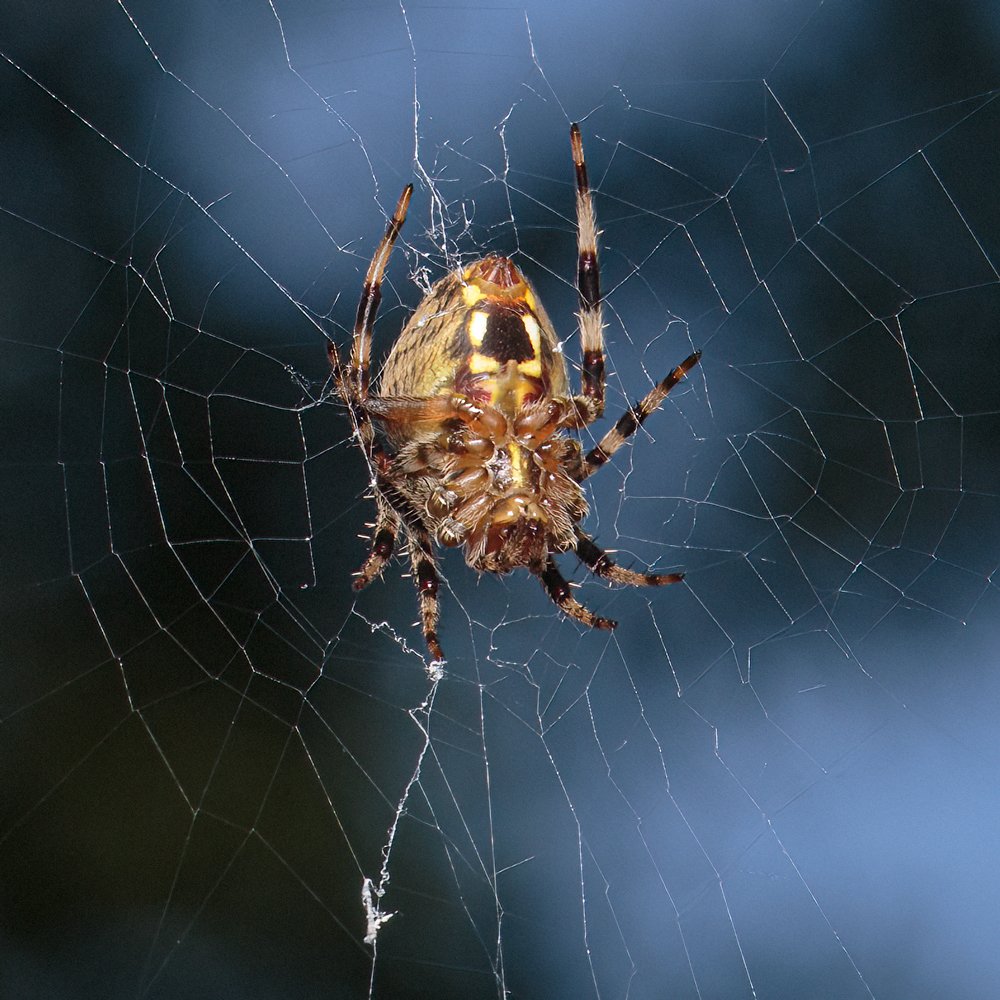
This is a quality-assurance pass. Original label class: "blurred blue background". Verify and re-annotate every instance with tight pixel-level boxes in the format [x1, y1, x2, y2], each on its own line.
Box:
[2, 1, 1000, 997]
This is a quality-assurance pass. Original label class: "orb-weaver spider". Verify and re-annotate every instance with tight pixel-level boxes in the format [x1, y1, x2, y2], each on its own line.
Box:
[328, 124, 700, 661]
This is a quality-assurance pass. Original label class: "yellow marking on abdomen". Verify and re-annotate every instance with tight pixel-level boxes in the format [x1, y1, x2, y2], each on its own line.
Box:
[462, 283, 485, 307]
[519, 313, 542, 377]
[468, 310, 488, 347]
[522, 314, 541, 352]
[469, 351, 501, 374]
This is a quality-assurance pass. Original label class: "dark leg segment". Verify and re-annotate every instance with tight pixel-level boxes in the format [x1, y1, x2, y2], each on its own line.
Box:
[538, 556, 616, 631]
[410, 534, 445, 661]
[352, 497, 400, 591]
[581, 350, 701, 480]
[574, 529, 683, 587]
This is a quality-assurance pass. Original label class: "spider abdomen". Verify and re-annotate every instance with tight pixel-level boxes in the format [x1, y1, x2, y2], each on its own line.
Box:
[379, 256, 570, 406]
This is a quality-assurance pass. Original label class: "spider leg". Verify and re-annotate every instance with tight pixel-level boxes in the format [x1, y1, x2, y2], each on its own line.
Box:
[410, 532, 445, 661]
[574, 528, 683, 587]
[351, 184, 413, 396]
[330, 184, 413, 458]
[537, 556, 616, 631]
[580, 350, 701, 481]
[570, 123, 605, 426]
[351, 436, 433, 597]
[365, 394, 467, 426]
[352, 495, 401, 591]
[367, 393, 510, 444]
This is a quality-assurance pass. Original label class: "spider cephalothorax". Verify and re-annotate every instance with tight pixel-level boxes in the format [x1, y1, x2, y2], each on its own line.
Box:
[329, 125, 700, 661]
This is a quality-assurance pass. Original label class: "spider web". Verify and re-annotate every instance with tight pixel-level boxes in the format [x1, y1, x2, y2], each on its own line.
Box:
[3, 2, 1000, 998]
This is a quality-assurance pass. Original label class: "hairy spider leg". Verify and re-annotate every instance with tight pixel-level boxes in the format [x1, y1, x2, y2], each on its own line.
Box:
[410, 532, 445, 661]
[331, 183, 412, 458]
[332, 185, 412, 591]
[580, 350, 702, 480]
[351, 450, 403, 592]
[351, 184, 413, 398]
[353, 504, 400, 590]
[570, 123, 606, 425]
[328, 183, 412, 425]
[537, 556, 617, 631]
[573, 528, 684, 587]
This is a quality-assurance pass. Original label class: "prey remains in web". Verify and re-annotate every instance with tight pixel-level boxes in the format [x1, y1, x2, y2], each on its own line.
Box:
[328, 124, 701, 661]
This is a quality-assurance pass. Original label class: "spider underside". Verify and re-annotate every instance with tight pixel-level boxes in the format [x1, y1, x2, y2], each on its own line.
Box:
[329, 124, 700, 661]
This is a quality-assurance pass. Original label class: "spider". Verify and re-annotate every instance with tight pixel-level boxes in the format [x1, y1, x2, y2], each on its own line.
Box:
[329, 124, 700, 661]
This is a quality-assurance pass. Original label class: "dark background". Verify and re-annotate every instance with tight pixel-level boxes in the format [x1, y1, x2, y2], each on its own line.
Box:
[2, 1, 1000, 997]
